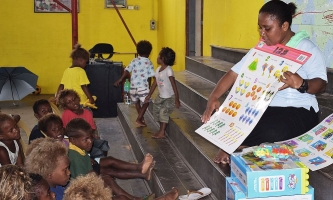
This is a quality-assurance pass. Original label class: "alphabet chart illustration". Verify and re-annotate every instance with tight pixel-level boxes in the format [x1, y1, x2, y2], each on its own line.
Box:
[196, 41, 311, 155]
[277, 114, 333, 171]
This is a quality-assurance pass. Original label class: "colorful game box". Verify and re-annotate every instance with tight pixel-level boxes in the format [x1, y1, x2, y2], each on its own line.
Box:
[226, 177, 314, 200]
[230, 153, 310, 198]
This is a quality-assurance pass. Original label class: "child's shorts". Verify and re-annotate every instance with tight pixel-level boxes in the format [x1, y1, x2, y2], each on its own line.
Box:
[130, 87, 152, 103]
[153, 95, 175, 123]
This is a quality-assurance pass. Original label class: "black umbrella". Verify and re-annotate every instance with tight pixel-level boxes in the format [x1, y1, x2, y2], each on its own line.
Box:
[0, 67, 38, 103]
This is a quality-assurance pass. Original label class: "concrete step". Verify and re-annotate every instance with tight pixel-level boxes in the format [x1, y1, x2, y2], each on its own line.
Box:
[174, 70, 228, 116]
[147, 98, 230, 200]
[96, 118, 151, 198]
[211, 45, 248, 64]
[185, 56, 233, 84]
[117, 104, 214, 199]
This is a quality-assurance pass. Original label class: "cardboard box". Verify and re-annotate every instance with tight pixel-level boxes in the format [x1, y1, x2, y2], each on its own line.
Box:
[230, 154, 310, 198]
[226, 177, 314, 200]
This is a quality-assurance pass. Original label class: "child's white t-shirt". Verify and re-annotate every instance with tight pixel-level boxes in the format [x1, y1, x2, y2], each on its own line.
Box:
[155, 66, 175, 98]
[0, 140, 19, 166]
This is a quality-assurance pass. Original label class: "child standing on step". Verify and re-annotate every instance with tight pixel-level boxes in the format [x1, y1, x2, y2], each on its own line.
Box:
[114, 40, 155, 127]
[0, 113, 24, 166]
[144, 47, 180, 139]
[56, 44, 95, 106]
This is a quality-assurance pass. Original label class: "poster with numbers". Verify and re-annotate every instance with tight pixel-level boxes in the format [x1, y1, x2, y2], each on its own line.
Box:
[196, 41, 311, 155]
[277, 114, 333, 171]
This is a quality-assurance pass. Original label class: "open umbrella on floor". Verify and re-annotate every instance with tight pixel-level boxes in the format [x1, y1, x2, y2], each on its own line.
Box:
[0, 67, 38, 104]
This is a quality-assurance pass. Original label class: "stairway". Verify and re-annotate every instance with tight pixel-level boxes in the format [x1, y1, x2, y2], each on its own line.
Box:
[117, 45, 333, 200]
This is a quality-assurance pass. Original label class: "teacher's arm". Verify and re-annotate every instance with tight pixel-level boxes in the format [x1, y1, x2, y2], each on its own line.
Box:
[202, 70, 238, 123]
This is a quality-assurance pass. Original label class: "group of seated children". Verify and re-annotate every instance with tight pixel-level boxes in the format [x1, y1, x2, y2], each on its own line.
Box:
[0, 97, 179, 200]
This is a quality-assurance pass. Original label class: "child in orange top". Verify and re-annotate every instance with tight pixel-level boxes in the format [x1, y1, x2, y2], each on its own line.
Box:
[0, 113, 24, 166]
[56, 44, 95, 105]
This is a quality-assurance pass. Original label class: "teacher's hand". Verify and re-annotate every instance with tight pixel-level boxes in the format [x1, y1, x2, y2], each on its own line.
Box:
[278, 71, 303, 91]
[201, 98, 220, 123]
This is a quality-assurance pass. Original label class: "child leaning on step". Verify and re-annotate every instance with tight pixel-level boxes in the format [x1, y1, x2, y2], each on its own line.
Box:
[56, 44, 95, 105]
[0, 113, 24, 166]
[144, 47, 180, 139]
[66, 118, 156, 200]
[114, 40, 155, 127]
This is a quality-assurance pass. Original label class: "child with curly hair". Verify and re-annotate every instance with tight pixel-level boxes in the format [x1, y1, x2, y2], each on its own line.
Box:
[57, 89, 109, 158]
[114, 40, 155, 127]
[66, 118, 155, 199]
[29, 99, 54, 143]
[0, 113, 24, 166]
[30, 173, 56, 200]
[0, 164, 32, 200]
[65, 173, 179, 200]
[63, 173, 112, 200]
[35, 113, 69, 147]
[56, 44, 95, 105]
[25, 138, 71, 200]
[144, 47, 180, 139]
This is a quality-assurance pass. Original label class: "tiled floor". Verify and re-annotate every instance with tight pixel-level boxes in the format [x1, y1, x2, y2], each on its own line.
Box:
[0, 94, 150, 198]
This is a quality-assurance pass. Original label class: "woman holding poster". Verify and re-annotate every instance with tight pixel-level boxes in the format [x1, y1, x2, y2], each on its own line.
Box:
[201, 0, 327, 164]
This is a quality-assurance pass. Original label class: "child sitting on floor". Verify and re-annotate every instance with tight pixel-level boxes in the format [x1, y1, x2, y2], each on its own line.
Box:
[25, 138, 71, 200]
[29, 99, 54, 143]
[144, 47, 180, 139]
[0, 164, 32, 200]
[63, 173, 112, 200]
[0, 113, 24, 166]
[58, 89, 109, 158]
[35, 113, 69, 147]
[64, 173, 179, 200]
[30, 173, 56, 200]
[66, 118, 155, 199]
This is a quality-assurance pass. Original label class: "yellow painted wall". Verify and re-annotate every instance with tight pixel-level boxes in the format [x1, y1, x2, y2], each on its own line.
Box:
[157, 0, 186, 72]
[203, 0, 264, 56]
[0, 1, 159, 94]
[1, 0, 265, 94]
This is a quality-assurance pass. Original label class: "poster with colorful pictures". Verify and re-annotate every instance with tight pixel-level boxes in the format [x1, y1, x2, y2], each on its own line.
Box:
[277, 114, 333, 171]
[196, 41, 311, 155]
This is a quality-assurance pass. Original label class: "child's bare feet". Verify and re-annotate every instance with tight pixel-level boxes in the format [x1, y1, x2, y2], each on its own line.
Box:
[136, 119, 147, 127]
[214, 149, 230, 164]
[155, 187, 179, 200]
[145, 161, 156, 181]
[151, 131, 166, 139]
[141, 153, 154, 174]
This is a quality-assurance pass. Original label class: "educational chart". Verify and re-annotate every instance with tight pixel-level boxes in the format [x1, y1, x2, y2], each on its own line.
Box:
[277, 114, 333, 171]
[196, 41, 311, 155]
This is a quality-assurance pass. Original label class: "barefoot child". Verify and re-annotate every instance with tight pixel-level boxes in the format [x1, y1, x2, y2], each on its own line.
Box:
[30, 173, 56, 200]
[114, 40, 155, 127]
[57, 89, 109, 158]
[56, 44, 95, 105]
[144, 47, 180, 139]
[25, 138, 71, 200]
[0, 113, 24, 166]
[66, 118, 155, 199]
[29, 99, 54, 143]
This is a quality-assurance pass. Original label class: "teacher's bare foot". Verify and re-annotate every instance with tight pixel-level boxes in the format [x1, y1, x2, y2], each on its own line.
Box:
[214, 149, 230, 164]
[151, 131, 166, 139]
